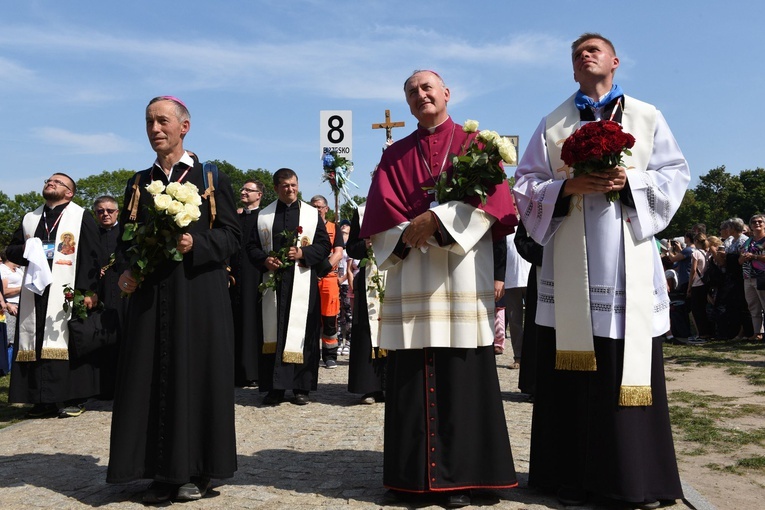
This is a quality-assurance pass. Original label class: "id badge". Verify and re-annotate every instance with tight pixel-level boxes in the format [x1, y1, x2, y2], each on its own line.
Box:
[43, 240, 55, 260]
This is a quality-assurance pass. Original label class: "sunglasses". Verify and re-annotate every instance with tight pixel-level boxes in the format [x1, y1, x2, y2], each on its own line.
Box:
[95, 208, 118, 215]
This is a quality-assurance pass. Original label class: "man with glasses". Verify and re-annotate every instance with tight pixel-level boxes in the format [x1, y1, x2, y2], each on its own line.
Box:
[92, 196, 124, 398]
[5, 173, 104, 419]
[231, 180, 264, 387]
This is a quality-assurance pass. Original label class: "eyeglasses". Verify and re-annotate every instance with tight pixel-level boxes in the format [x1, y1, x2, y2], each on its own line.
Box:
[240, 188, 261, 194]
[751, 220, 764, 225]
[44, 178, 72, 191]
[95, 208, 118, 215]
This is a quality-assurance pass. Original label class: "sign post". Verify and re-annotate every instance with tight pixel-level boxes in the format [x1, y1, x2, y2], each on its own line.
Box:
[320, 110, 353, 218]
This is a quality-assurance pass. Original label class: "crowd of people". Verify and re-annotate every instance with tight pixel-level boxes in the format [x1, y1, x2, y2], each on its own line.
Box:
[662, 218, 765, 344]
[0, 32, 723, 510]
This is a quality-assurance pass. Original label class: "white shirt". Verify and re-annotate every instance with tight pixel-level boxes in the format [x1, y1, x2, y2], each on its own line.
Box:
[1, 263, 22, 304]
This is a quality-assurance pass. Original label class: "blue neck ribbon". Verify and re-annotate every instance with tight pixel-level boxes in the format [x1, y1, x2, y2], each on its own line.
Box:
[575, 84, 624, 111]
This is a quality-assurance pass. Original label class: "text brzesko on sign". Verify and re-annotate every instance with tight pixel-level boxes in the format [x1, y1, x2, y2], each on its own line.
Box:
[320, 110, 352, 160]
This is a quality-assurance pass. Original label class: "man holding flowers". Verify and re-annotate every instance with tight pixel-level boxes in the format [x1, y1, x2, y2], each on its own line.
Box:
[107, 96, 240, 504]
[513, 33, 690, 508]
[360, 70, 518, 507]
[6, 173, 104, 419]
[247, 168, 331, 406]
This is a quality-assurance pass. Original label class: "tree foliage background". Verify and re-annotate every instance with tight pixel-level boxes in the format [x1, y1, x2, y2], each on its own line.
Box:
[2, 164, 763, 249]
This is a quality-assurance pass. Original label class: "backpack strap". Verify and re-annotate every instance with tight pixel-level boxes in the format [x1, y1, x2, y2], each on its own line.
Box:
[127, 173, 142, 221]
[201, 161, 218, 228]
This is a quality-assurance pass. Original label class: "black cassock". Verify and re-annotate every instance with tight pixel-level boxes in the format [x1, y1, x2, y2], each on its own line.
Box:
[107, 157, 240, 484]
[345, 208, 386, 395]
[229, 208, 261, 386]
[530, 328, 684, 504]
[7, 202, 103, 404]
[247, 200, 330, 393]
[96, 224, 127, 399]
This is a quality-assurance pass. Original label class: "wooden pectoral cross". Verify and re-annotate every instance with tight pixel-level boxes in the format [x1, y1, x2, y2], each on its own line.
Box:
[372, 109, 405, 143]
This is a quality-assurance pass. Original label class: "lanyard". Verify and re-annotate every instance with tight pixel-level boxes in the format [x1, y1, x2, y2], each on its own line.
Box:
[151, 163, 190, 184]
[42, 204, 68, 240]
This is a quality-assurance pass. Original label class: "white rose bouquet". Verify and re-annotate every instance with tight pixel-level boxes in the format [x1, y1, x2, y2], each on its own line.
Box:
[425, 119, 516, 205]
[122, 180, 202, 291]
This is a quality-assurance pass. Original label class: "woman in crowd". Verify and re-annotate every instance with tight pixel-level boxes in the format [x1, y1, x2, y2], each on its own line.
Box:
[687, 234, 714, 339]
[739, 215, 765, 341]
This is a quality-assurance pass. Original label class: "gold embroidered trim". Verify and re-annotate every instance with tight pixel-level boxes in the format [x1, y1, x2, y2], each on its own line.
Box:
[282, 351, 304, 364]
[16, 350, 36, 362]
[555, 350, 597, 371]
[262, 342, 277, 354]
[619, 385, 653, 406]
[41, 347, 69, 360]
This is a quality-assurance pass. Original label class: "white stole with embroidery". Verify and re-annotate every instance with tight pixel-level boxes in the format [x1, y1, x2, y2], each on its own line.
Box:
[17, 203, 84, 362]
[545, 94, 657, 406]
[257, 200, 318, 364]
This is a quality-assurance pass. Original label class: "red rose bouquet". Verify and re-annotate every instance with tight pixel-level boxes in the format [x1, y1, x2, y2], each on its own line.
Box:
[560, 120, 635, 202]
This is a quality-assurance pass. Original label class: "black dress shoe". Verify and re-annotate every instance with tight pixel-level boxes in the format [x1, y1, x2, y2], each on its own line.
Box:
[175, 477, 211, 501]
[262, 390, 284, 406]
[142, 481, 177, 504]
[445, 491, 471, 508]
[291, 393, 309, 405]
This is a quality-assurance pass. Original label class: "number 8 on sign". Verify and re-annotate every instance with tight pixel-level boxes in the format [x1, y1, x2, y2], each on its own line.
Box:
[320, 110, 352, 160]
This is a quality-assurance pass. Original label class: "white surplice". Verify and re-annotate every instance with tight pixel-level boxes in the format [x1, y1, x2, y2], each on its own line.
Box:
[514, 106, 689, 340]
[371, 201, 496, 350]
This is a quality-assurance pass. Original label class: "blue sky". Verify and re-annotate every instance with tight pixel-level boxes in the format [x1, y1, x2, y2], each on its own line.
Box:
[2, 1, 763, 205]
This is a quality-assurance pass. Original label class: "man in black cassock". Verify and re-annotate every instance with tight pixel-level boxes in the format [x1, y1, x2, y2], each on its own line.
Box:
[92, 195, 125, 399]
[106, 96, 240, 504]
[230, 179, 264, 387]
[345, 206, 386, 404]
[247, 168, 330, 406]
[7, 173, 103, 419]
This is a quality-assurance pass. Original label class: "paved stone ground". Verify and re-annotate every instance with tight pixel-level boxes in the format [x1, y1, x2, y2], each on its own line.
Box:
[0, 355, 709, 509]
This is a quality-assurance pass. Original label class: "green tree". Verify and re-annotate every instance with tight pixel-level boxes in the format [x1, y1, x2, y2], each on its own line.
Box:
[74, 169, 136, 209]
[737, 168, 765, 221]
[338, 195, 367, 222]
[209, 160, 276, 209]
[0, 191, 44, 248]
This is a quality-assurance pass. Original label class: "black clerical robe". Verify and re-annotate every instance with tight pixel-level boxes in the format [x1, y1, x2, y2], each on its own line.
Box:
[107, 155, 240, 484]
[230, 207, 261, 386]
[7, 202, 103, 404]
[247, 200, 330, 393]
[345, 208, 386, 396]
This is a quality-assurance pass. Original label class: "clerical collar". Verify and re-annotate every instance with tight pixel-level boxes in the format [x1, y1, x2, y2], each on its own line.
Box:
[151, 151, 195, 182]
[417, 116, 452, 135]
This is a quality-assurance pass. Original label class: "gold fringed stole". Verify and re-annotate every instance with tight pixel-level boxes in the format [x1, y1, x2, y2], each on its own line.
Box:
[40, 347, 69, 360]
[16, 350, 36, 362]
[555, 350, 597, 371]
[282, 351, 304, 364]
[619, 385, 653, 406]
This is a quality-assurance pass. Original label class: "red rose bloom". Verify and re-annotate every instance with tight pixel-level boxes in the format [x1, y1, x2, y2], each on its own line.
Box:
[560, 120, 636, 202]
